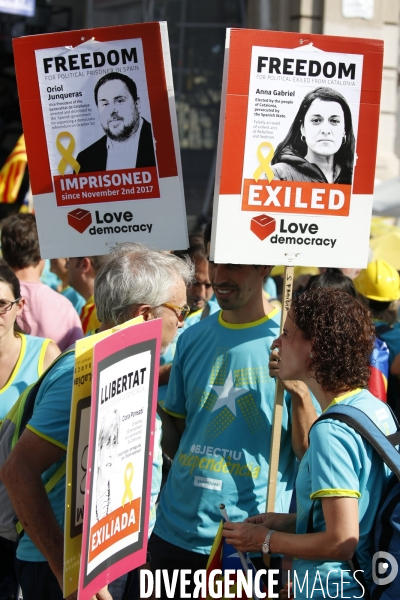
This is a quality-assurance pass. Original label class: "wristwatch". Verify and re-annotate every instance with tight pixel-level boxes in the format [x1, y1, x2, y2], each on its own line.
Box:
[262, 529, 275, 554]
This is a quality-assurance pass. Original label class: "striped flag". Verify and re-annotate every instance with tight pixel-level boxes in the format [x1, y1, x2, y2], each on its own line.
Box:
[0, 135, 27, 204]
[369, 337, 389, 402]
[205, 520, 268, 600]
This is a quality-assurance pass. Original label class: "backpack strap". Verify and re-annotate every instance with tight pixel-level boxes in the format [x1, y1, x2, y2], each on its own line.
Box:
[9, 347, 75, 447]
[12, 347, 74, 536]
[310, 404, 400, 480]
[308, 403, 400, 600]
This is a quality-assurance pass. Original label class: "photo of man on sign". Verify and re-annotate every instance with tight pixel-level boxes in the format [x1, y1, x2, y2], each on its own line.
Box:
[76, 72, 156, 173]
[271, 87, 355, 185]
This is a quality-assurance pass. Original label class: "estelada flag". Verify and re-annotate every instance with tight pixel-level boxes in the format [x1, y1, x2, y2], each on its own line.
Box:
[0, 135, 27, 204]
[205, 521, 267, 600]
[369, 337, 389, 402]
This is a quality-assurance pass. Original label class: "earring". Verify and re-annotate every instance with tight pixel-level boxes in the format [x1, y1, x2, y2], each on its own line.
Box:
[342, 133, 346, 145]
[309, 352, 314, 358]
[301, 135, 306, 143]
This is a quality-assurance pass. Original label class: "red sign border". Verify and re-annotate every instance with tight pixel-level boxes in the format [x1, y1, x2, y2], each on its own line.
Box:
[13, 23, 178, 196]
[219, 29, 383, 197]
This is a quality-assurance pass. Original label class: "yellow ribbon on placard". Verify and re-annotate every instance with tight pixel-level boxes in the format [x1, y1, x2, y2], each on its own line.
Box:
[122, 462, 134, 506]
[253, 141, 275, 182]
[56, 131, 81, 175]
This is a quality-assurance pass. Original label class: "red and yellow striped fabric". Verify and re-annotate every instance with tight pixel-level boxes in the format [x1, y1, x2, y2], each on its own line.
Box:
[0, 135, 27, 204]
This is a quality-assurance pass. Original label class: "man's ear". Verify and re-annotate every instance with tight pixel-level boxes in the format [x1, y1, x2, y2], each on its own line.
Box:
[135, 98, 141, 113]
[81, 257, 92, 274]
[258, 266, 273, 278]
[134, 304, 153, 321]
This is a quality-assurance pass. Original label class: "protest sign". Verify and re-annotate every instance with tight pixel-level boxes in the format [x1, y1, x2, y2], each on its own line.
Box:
[13, 23, 188, 257]
[64, 316, 143, 598]
[78, 319, 161, 599]
[210, 29, 383, 267]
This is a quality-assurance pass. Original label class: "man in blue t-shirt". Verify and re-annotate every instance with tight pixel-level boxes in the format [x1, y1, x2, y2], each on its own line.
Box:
[0, 244, 194, 600]
[150, 223, 318, 598]
[158, 239, 219, 405]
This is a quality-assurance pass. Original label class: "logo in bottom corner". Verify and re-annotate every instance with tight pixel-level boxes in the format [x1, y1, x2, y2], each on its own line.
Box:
[372, 551, 398, 586]
[67, 208, 92, 233]
[250, 214, 276, 240]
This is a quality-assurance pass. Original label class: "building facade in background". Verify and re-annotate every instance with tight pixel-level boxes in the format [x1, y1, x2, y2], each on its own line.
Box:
[1, 0, 399, 218]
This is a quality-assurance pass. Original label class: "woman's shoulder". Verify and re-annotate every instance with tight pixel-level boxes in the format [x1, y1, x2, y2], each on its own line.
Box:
[22, 333, 52, 347]
[272, 160, 321, 182]
[312, 389, 397, 441]
[272, 162, 302, 181]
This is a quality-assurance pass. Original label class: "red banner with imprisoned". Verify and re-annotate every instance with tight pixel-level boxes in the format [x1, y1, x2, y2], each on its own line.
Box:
[54, 167, 160, 206]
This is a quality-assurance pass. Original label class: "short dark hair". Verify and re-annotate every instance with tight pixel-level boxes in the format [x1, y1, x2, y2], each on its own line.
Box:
[291, 287, 374, 392]
[305, 268, 357, 298]
[1, 214, 41, 269]
[0, 264, 28, 333]
[72, 256, 105, 274]
[368, 298, 392, 315]
[174, 242, 208, 263]
[94, 72, 138, 106]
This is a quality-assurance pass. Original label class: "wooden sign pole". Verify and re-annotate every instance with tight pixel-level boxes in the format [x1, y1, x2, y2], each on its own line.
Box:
[264, 265, 294, 565]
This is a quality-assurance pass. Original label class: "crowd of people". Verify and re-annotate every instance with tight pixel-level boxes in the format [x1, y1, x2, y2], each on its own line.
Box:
[0, 213, 399, 600]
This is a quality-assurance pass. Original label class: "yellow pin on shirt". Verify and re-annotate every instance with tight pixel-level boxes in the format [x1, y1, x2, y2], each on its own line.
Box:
[253, 141, 275, 183]
[122, 462, 134, 506]
[56, 131, 81, 175]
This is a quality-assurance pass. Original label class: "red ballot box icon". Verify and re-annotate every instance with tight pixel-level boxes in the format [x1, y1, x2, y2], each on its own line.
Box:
[250, 214, 276, 240]
[67, 208, 92, 233]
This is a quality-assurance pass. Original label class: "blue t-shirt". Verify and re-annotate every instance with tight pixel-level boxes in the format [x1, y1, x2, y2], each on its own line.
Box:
[17, 349, 163, 561]
[294, 388, 396, 598]
[149, 413, 163, 536]
[375, 320, 400, 366]
[0, 334, 51, 420]
[155, 308, 296, 554]
[61, 286, 86, 316]
[40, 259, 61, 291]
[158, 300, 220, 403]
[263, 277, 277, 299]
[17, 351, 75, 562]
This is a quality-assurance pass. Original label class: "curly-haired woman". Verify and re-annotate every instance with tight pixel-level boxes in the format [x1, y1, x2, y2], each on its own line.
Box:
[222, 287, 396, 599]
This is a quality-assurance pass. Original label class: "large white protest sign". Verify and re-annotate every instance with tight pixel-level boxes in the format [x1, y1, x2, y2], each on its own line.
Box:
[13, 23, 188, 257]
[79, 320, 161, 600]
[211, 29, 383, 268]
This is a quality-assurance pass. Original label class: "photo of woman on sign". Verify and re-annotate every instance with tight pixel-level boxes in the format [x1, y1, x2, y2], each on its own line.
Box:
[271, 87, 355, 185]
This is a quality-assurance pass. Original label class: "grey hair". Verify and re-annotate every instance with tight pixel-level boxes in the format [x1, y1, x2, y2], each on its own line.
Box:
[94, 242, 195, 325]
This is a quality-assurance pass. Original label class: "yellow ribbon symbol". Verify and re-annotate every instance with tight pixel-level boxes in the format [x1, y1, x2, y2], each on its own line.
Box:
[253, 141, 275, 183]
[56, 131, 81, 175]
[122, 462, 134, 506]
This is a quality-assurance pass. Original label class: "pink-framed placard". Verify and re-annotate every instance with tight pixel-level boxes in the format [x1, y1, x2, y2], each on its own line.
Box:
[78, 319, 161, 599]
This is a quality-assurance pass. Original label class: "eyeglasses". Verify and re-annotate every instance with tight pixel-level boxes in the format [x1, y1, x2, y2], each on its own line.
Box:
[161, 303, 190, 322]
[0, 298, 21, 314]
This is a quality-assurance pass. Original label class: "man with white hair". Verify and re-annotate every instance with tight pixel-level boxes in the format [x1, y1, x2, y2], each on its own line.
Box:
[0, 243, 193, 600]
